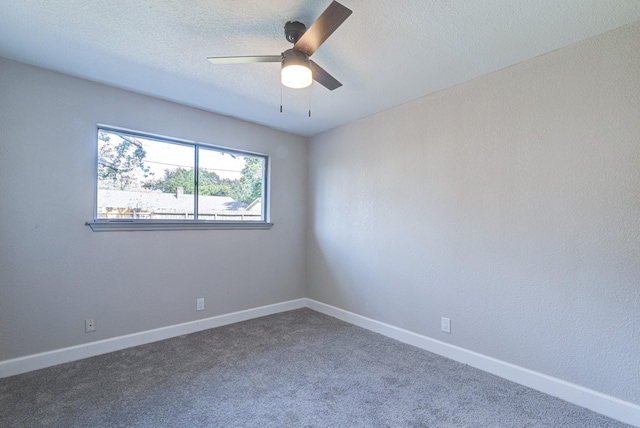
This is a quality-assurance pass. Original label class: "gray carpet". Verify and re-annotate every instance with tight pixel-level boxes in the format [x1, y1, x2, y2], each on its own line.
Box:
[0, 308, 632, 427]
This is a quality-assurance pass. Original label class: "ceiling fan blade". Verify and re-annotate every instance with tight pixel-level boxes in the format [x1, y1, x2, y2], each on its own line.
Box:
[310, 60, 342, 91]
[207, 55, 281, 64]
[294, 1, 352, 56]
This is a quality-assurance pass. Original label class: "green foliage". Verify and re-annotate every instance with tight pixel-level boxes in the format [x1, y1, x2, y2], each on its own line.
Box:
[229, 156, 264, 204]
[143, 167, 233, 197]
[140, 155, 263, 204]
[98, 131, 151, 190]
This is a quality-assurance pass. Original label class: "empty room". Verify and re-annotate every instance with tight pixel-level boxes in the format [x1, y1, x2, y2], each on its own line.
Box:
[1, 1, 639, 426]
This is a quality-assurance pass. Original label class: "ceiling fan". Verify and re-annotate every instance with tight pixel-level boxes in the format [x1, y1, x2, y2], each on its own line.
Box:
[207, 1, 352, 91]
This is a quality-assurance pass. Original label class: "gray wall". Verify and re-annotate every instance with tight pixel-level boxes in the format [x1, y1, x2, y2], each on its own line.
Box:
[307, 22, 640, 405]
[0, 57, 307, 361]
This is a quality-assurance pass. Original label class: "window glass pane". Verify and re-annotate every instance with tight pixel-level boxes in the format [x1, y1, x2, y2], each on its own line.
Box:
[95, 128, 268, 227]
[97, 130, 195, 219]
[198, 147, 265, 221]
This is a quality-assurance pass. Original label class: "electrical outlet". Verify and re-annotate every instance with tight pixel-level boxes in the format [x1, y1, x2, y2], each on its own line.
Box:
[85, 319, 96, 333]
[197, 298, 205, 311]
[441, 317, 451, 334]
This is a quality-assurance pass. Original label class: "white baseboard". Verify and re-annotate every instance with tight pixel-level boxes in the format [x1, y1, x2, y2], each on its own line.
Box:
[0, 298, 306, 379]
[305, 298, 640, 427]
[1, 297, 637, 426]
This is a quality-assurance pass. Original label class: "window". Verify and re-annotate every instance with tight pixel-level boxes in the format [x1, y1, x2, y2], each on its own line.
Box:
[87, 127, 271, 231]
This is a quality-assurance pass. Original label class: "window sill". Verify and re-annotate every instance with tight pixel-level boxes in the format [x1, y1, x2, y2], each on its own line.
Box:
[86, 220, 273, 232]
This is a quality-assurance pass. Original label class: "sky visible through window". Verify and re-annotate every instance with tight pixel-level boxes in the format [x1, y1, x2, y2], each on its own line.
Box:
[136, 137, 246, 182]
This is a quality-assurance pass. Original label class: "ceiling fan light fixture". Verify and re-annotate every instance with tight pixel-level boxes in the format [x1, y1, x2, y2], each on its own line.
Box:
[281, 49, 312, 89]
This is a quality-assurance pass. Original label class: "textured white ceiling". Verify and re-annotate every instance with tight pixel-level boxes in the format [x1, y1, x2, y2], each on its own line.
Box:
[1, 1, 639, 136]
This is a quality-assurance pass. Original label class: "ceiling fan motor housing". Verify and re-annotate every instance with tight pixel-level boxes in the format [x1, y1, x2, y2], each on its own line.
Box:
[285, 21, 307, 44]
[281, 48, 310, 67]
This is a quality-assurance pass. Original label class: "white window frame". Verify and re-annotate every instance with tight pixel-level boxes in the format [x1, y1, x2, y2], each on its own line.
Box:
[86, 126, 272, 231]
